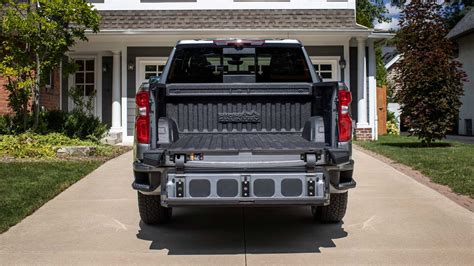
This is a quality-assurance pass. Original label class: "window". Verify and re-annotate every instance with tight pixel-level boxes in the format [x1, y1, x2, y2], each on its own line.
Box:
[43, 69, 53, 93]
[144, 64, 165, 80]
[137, 58, 168, 88]
[167, 46, 312, 83]
[74, 59, 95, 97]
[311, 57, 340, 82]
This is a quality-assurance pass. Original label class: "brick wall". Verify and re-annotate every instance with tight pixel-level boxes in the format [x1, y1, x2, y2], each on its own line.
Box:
[39, 69, 61, 111]
[356, 128, 373, 141]
[0, 69, 61, 115]
[0, 77, 9, 115]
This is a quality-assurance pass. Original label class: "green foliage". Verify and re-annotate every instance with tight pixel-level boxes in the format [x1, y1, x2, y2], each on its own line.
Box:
[395, 1, 466, 145]
[444, 0, 473, 29]
[0, 132, 86, 158]
[0, 132, 114, 159]
[0, 115, 14, 135]
[39, 110, 68, 133]
[64, 110, 109, 142]
[375, 46, 388, 87]
[1, 109, 108, 142]
[356, 0, 390, 28]
[386, 111, 400, 135]
[69, 86, 96, 114]
[0, 0, 101, 130]
[65, 86, 109, 141]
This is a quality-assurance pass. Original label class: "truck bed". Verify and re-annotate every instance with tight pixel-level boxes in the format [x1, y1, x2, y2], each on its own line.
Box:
[166, 133, 326, 153]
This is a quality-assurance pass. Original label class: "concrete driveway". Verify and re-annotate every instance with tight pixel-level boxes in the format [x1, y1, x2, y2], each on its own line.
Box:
[0, 150, 472, 265]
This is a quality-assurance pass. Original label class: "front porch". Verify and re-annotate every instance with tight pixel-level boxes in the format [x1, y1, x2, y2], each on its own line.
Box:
[65, 31, 384, 143]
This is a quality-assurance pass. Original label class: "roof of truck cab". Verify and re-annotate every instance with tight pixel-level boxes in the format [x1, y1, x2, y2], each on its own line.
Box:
[177, 39, 302, 45]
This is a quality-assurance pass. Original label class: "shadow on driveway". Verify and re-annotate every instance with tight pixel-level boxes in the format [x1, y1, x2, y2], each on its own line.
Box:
[136, 207, 347, 255]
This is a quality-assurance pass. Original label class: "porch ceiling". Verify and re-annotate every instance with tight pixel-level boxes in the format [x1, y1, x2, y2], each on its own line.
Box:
[98, 9, 368, 32]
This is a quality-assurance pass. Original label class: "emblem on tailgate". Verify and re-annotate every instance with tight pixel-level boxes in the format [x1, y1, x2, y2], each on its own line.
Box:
[218, 110, 261, 123]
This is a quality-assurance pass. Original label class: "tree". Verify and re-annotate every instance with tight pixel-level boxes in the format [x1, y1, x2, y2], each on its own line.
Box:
[0, 0, 100, 130]
[390, 0, 473, 29]
[395, 0, 466, 144]
[356, 0, 390, 28]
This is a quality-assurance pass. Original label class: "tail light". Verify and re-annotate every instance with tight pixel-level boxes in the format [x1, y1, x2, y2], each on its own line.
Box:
[213, 39, 265, 47]
[338, 88, 353, 142]
[135, 91, 150, 144]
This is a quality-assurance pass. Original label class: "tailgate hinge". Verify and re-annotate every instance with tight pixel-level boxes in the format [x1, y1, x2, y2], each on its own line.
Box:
[304, 152, 322, 173]
[175, 154, 186, 174]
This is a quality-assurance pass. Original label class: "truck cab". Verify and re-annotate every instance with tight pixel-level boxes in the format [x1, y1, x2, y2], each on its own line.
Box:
[133, 39, 356, 224]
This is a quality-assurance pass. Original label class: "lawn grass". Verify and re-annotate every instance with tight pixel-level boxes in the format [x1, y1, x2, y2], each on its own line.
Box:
[0, 161, 102, 233]
[356, 135, 474, 198]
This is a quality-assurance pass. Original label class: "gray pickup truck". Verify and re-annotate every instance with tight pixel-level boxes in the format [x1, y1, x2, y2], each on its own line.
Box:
[132, 39, 356, 225]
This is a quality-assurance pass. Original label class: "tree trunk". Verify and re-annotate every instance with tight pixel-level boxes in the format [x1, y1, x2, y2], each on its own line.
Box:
[32, 53, 40, 130]
[32, 0, 41, 130]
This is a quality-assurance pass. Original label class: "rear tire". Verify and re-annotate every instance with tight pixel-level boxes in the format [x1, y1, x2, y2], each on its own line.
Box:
[138, 192, 172, 225]
[313, 192, 348, 223]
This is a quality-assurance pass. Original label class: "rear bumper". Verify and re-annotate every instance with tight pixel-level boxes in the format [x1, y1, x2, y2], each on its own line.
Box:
[133, 160, 355, 207]
[161, 172, 328, 207]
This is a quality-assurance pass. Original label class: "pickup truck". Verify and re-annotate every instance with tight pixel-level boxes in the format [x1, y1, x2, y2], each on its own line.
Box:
[132, 39, 356, 225]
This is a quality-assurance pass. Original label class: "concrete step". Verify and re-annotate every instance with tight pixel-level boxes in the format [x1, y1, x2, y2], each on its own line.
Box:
[101, 132, 123, 145]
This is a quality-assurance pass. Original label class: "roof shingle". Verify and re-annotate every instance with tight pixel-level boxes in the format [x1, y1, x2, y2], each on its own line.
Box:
[448, 9, 474, 40]
[99, 9, 366, 31]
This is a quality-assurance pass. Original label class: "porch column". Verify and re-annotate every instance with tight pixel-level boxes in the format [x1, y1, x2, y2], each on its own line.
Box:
[356, 37, 371, 140]
[368, 39, 377, 140]
[357, 37, 369, 127]
[111, 51, 121, 132]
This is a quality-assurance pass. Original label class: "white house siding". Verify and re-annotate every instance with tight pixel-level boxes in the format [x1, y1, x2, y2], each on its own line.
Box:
[91, 0, 356, 10]
[458, 34, 474, 136]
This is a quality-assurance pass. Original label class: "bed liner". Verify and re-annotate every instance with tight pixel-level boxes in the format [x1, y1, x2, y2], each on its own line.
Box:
[166, 133, 326, 153]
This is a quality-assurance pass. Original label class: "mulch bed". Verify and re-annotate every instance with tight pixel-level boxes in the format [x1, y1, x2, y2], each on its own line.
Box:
[0, 146, 132, 163]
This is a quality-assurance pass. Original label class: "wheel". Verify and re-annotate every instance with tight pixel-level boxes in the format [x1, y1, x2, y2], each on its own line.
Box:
[312, 192, 348, 223]
[137, 192, 172, 225]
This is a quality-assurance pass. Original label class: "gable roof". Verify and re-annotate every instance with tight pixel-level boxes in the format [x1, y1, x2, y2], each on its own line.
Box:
[447, 9, 474, 40]
[98, 9, 367, 31]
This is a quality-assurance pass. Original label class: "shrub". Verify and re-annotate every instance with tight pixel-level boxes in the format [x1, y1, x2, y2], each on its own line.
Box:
[386, 111, 400, 136]
[0, 115, 14, 135]
[0, 132, 112, 159]
[40, 110, 68, 134]
[64, 110, 109, 142]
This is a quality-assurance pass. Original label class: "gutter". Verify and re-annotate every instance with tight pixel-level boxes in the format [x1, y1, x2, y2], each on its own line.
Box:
[86, 28, 374, 36]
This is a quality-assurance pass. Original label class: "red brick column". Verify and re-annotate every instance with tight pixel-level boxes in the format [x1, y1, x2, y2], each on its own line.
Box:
[0, 77, 10, 115]
[356, 128, 373, 141]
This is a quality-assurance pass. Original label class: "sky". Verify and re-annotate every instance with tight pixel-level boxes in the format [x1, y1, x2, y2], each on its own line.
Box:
[373, 0, 449, 31]
[374, 1, 402, 31]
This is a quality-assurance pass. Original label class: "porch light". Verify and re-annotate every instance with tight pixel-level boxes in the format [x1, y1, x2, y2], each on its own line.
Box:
[127, 61, 135, 71]
[339, 59, 347, 70]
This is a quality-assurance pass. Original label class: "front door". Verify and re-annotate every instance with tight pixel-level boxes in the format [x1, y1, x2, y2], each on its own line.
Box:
[69, 58, 97, 114]
[136, 58, 168, 89]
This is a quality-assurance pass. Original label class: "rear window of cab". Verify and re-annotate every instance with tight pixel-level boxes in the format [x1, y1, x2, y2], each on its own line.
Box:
[166, 46, 312, 84]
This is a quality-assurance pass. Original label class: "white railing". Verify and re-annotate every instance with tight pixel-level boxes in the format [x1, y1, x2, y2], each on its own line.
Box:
[92, 0, 356, 10]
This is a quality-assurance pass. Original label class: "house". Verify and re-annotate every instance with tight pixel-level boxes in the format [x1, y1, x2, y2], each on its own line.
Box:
[448, 9, 474, 136]
[382, 46, 402, 131]
[0, 0, 388, 143]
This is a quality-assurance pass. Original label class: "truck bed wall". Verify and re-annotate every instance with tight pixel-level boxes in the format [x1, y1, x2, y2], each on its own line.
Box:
[164, 95, 312, 134]
[153, 83, 338, 146]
